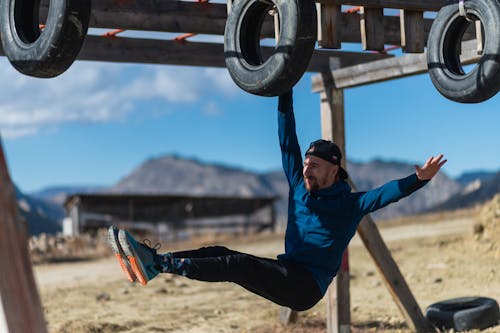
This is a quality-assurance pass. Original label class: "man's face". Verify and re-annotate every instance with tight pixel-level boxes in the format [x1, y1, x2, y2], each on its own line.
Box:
[303, 155, 338, 192]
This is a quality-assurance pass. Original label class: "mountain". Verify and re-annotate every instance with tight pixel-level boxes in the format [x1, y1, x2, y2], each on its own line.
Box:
[455, 170, 497, 186]
[109, 155, 464, 221]
[15, 186, 62, 235]
[24, 155, 498, 234]
[31, 185, 105, 205]
[110, 155, 276, 197]
[430, 171, 500, 211]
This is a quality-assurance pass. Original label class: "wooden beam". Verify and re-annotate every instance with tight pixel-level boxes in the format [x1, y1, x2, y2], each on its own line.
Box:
[0, 35, 393, 73]
[0, 137, 47, 333]
[41, 2, 475, 46]
[475, 21, 484, 54]
[360, 7, 385, 51]
[400, 10, 424, 53]
[312, 39, 482, 90]
[318, 3, 343, 49]
[40, 0, 268, 37]
[349, 189, 434, 332]
[279, 307, 298, 325]
[318, 0, 446, 12]
[320, 88, 351, 333]
[340, 14, 474, 46]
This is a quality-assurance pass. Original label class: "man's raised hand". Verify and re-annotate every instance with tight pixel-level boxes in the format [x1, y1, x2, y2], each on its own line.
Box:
[415, 154, 447, 181]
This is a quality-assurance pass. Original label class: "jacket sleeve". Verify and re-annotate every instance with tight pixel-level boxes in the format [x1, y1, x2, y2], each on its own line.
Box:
[277, 90, 303, 187]
[356, 173, 429, 215]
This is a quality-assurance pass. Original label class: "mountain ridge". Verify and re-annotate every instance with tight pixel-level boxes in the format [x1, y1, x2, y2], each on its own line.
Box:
[22, 154, 499, 234]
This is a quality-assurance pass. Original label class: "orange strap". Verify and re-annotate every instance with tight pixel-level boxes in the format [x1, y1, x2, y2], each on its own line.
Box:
[345, 6, 361, 13]
[174, 32, 197, 43]
[174, 0, 209, 42]
[103, 29, 125, 38]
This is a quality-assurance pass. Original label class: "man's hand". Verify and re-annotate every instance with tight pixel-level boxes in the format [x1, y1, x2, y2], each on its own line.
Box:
[415, 154, 447, 181]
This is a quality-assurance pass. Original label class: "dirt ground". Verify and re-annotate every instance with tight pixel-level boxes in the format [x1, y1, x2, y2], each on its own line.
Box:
[34, 206, 500, 333]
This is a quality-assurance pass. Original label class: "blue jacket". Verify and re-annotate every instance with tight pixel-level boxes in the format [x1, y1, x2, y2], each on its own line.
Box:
[276, 92, 428, 295]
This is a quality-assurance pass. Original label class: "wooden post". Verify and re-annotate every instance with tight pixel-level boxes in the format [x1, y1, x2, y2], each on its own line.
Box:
[475, 20, 483, 54]
[320, 87, 351, 333]
[0, 136, 48, 333]
[400, 10, 424, 53]
[317, 3, 342, 49]
[360, 7, 385, 51]
[314, 84, 433, 333]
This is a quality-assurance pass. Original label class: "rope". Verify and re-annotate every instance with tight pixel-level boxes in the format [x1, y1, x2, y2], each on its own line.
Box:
[458, 0, 473, 22]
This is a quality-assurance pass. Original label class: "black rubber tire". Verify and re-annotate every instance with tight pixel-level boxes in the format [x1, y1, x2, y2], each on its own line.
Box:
[0, 0, 91, 78]
[427, 0, 500, 103]
[426, 297, 500, 331]
[224, 0, 317, 96]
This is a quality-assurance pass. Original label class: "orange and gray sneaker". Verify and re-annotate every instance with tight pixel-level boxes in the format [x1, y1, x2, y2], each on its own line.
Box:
[108, 226, 136, 282]
[118, 229, 162, 285]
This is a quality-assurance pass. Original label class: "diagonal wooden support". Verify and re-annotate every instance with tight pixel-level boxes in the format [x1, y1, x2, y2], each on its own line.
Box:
[350, 187, 435, 332]
[0, 136, 47, 333]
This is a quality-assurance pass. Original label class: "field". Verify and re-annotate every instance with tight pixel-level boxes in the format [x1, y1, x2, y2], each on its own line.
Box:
[34, 203, 500, 333]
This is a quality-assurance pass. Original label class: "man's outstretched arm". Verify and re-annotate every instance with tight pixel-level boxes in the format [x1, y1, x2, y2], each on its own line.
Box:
[356, 154, 447, 215]
[278, 90, 303, 187]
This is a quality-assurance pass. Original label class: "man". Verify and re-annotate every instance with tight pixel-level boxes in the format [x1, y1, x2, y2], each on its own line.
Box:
[109, 90, 446, 311]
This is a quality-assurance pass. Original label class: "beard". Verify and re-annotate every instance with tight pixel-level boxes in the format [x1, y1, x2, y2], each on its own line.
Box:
[304, 177, 320, 192]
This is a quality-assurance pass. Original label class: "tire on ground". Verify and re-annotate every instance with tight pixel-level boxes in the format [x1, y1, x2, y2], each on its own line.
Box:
[426, 296, 500, 331]
[224, 0, 317, 96]
[426, 0, 500, 103]
[0, 0, 91, 78]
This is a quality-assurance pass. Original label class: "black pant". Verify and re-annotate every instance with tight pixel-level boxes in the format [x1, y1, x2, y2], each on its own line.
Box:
[169, 246, 323, 311]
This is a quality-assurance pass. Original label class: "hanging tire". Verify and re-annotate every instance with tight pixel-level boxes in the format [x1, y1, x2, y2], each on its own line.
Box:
[224, 0, 317, 96]
[0, 0, 91, 78]
[427, 0, 500, 103]
[426, 296, 500, 331]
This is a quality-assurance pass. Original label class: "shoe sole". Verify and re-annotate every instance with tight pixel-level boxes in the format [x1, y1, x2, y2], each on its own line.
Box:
[118, 229, 149, 286]
[108, 226, 136, 282]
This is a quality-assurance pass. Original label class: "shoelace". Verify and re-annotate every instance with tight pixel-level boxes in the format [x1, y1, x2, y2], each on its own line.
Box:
[142, 238, 162, 252]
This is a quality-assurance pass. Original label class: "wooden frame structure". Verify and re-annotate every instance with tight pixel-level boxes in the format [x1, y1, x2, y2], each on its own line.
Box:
[0, 0, 485, 331]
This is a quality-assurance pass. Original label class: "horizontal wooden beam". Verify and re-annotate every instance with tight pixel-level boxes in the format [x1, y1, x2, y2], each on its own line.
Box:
[40, 0, 246, 37]
[0, 35, 392, 73]
[41, 1, 474, 45]
[312, 39, 482, 91]
[318, 0, 447, 12]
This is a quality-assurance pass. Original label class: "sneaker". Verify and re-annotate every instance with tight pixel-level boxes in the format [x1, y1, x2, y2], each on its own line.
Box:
[108, 226, 136, 282]
[118, 229, 162, 285]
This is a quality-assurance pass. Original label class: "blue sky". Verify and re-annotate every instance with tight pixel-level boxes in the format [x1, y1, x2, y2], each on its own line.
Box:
[1, 49, 499, 193]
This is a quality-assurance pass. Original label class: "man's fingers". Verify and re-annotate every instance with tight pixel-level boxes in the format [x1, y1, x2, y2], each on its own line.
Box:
[433, 154, 444, 164]
[438, 159, 448, 168]
[423, 156, 433, 168]
[429, 154, 445, 167]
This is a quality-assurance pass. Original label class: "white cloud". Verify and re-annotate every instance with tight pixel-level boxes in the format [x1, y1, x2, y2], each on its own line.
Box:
[0, 59, 241, 139]
[202, 100, 223, 116]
